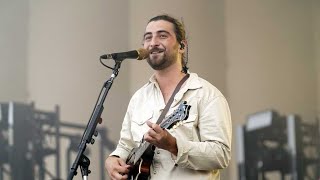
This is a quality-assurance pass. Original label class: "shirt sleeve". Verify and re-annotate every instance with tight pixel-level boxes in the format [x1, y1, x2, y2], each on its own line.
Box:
[172, 96, 232, 170]
[109, 99, 136, 160]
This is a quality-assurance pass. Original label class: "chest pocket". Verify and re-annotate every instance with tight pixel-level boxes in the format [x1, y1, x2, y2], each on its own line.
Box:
[131, 110, 154, 143]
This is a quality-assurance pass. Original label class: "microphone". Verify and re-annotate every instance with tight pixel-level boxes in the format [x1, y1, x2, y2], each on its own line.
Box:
[100, 48, 149, 60]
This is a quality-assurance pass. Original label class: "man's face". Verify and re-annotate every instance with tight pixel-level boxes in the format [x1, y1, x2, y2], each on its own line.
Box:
[143, 20, 180, 70]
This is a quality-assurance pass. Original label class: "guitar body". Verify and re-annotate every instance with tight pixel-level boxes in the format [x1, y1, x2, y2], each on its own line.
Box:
[127, 146, 154, 180]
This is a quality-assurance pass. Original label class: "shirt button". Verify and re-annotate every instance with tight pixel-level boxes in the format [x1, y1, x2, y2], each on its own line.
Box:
[157, 151, 160, 154]
[153, 171, 157, 174]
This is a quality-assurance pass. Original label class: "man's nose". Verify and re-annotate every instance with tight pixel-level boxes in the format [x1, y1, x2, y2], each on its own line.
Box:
[150, 37, 160, 47]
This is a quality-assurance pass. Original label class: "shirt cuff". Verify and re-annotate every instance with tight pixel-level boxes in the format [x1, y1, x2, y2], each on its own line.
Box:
[171, 136, 190, 166]
[109, 147, 130, 161]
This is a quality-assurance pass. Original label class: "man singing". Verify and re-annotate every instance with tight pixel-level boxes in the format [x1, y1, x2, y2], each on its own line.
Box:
[105, 14, 232, 180]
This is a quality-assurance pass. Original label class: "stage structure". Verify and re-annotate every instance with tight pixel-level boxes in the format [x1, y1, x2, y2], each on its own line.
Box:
[0, 102, 115, 180]
[237, 110, 320, 180]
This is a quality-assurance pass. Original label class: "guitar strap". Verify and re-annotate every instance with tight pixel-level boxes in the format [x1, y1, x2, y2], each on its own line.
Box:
[156, 73, 190, 125]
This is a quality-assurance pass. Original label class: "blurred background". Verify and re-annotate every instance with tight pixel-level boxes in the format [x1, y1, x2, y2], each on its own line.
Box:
[0, 0, 319, 179]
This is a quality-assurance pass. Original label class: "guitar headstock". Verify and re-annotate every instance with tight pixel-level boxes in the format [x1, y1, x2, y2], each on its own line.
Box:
[160, 101, 191, 129]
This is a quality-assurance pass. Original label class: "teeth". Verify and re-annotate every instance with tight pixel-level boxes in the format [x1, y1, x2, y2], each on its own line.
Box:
[151, 50, 164, 54]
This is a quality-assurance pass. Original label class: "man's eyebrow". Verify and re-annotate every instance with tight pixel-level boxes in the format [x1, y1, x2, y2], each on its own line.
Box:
[157, 30, 170, 35]
[143, 32, 152, 38]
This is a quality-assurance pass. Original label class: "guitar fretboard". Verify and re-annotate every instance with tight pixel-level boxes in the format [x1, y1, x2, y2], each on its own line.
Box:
[133, 141, 151, 164]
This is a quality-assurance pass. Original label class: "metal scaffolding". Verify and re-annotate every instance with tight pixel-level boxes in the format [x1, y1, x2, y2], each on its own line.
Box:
[237, 110, 320, 180]
[0, 102, 115, 180]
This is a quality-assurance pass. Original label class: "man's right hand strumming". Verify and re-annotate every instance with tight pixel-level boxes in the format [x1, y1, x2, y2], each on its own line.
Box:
[105, 156, 130, 180]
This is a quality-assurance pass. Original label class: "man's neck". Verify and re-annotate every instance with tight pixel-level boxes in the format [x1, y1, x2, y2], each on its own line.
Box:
[154, 67, 186, 104]
[155, 69, 185, 87]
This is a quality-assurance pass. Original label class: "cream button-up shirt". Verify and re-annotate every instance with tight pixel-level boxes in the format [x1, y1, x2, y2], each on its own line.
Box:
[110, 73, 232, 180]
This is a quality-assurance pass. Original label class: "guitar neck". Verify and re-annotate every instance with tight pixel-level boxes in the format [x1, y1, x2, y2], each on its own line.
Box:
[134, 141, 152, 163]
[127, 120, 170, 165]
[126, 140, 153, 165]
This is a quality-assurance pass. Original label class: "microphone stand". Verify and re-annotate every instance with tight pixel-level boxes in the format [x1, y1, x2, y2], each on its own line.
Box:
[67, 60, 123, 180]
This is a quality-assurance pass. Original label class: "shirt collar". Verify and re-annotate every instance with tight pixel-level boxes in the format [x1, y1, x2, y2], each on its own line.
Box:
[147, 72, 202, 90]
[185, 73, 202, 90]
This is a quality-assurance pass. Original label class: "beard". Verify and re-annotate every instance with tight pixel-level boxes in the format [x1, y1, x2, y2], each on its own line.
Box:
[146, 47, 178, 70]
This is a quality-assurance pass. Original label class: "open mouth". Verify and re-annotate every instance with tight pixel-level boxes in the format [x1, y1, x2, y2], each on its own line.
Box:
[150, 48, 165, 54]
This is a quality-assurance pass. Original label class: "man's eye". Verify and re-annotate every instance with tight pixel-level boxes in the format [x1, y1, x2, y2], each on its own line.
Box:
[159, 34, 167, 38]
[144, 36, 152, 41]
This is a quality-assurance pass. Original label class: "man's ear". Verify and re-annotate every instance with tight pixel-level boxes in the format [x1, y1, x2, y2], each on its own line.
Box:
[180, 43, 185, 50]
[179, 40, 187, 52]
